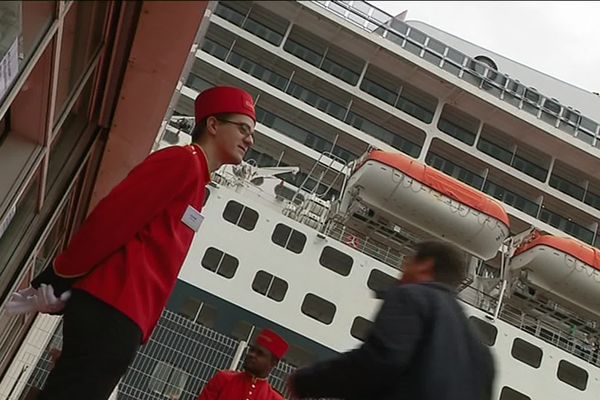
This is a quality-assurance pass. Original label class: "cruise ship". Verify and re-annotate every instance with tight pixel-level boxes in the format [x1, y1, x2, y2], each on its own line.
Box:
[4, 1, 600, 399]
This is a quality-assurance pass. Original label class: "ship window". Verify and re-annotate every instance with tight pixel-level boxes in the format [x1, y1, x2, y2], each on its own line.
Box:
[252, 270, 289, 302]
[499, 386, 530, 400]
[301, 294, 336, 325]
[201, 247, 239, 279]
[511, 338, 542, 368]
[319, 246, 353, 276]
[231, 320, 254, 341]
[469, 316, 497, 346]
[351, 316, 373, 341]
[196, 303, 218, 328]
[178, 298, 217, 328]
[148, 361, 190, 399]
[223, 200, 259, 231]
[367, 269, 397, 297]
[557, 360, 588, 391]
[179, 296, 202, 320]
[271, 224, 307, 254]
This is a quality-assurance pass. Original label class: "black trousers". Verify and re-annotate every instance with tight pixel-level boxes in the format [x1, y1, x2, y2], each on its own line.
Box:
[38, 290, 142, 400]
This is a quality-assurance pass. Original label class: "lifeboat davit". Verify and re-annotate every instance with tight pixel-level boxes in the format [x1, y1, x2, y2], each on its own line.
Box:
[341, 151, 510, 260]
[510, 233, 600, 316]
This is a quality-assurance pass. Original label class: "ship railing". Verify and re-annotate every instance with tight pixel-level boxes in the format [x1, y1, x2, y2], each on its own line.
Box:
[460, 285, 600, 367]
[312, 1, 600, 147]
[324, 222, 406, 270]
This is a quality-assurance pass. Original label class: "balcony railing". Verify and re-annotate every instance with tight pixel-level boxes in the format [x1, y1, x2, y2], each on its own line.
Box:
[312, 1, 600, 148]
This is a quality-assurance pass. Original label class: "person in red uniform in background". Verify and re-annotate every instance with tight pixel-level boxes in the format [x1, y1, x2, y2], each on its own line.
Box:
[17, 86, 256, 400]
[198, 329, 289, 400]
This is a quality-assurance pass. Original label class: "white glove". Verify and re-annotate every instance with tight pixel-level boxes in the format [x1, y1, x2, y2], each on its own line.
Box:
[4, 287, 38, 315]
[34, 284, 71, 314]
[4, 285, 71, 315]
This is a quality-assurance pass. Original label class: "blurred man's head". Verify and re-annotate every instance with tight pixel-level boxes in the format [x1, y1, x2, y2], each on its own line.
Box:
[192, 86, 256, 167]
[400, 241, 466, 288]
[243, 329, 288, 378]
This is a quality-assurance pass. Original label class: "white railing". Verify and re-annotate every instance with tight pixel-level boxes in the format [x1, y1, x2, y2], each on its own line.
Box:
[312, 1, 600, 147]
[459, 285, 600, 367]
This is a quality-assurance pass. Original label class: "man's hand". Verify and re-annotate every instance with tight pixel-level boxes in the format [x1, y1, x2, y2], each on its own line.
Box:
[34, 284, 71, 314]
[4, 285, 71, 315]
[5, 287, 38, 315]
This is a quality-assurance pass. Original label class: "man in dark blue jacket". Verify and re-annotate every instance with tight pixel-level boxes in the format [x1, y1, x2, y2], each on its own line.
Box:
[288, 241, 495, 400]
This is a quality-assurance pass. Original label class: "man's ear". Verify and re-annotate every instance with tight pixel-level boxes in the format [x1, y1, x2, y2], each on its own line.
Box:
[205, 116, 219, 137]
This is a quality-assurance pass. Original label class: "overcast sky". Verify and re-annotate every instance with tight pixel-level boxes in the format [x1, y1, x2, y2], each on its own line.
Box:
[369, 1, 600, 94]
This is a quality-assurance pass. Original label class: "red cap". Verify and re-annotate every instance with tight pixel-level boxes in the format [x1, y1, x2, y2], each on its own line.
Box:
[194, 86, 256, 124]
[256, 329, 288, 359]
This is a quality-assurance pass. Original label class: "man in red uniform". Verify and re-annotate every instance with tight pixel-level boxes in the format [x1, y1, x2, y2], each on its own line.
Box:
[198, 329, 288, 400]
[16, 86, 256, 400]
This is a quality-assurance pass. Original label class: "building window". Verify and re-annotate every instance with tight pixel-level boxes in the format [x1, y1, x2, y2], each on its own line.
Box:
[222, 200, 259, 231]
[351, 317, 373, 341]
[252, 270, 288, 302]
[469, 316, 497, 346]
[319, 246, 353, 276]
[499, 386, 530, 400]
[54, 2, 109, 124]
[367, 269, 397, 297]
[271, 224, 307, 254]
[511, 338, 542, 368]
[201, 247, 239, 279]
[557, 360, 588, 391]
[148, 361, 189, 399]
[301, 294, 336, 325]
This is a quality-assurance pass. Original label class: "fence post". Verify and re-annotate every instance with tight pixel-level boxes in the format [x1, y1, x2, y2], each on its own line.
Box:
[108, 383, 119, 400]
[229, 340, 248, 371]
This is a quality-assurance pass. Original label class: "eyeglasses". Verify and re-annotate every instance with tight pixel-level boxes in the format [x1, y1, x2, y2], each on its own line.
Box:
[216, 118, 254, 138]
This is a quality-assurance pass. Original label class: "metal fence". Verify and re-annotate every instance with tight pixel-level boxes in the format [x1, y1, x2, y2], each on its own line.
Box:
[20, 310, 299, 400]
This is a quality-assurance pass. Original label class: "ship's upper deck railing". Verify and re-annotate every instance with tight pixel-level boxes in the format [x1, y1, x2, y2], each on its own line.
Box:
[311, 1, 600, 148]
[460, 285, 600, 368]
[325, 221, 406, 269]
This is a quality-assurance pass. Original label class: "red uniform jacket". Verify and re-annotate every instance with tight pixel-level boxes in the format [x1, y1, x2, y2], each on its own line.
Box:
[198, 371, 284, 400]
[53, 145, 210, 342]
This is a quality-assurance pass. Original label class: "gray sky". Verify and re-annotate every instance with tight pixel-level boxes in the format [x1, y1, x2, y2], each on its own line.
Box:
[370, 1, 600, 93]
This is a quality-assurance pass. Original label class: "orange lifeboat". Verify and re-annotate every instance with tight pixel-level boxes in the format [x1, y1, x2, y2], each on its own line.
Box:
[340, 150, 510, 260]
[510, 233, 600, 316]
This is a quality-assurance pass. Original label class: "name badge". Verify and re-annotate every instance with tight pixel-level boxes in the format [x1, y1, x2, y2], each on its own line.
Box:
[181, 205, 204, 232]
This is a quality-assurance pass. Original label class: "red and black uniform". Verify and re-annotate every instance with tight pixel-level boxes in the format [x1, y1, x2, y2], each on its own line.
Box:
[31, 85, 257, 400]
[37, 145, 210, 341]
[32, 145, 210, 399]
